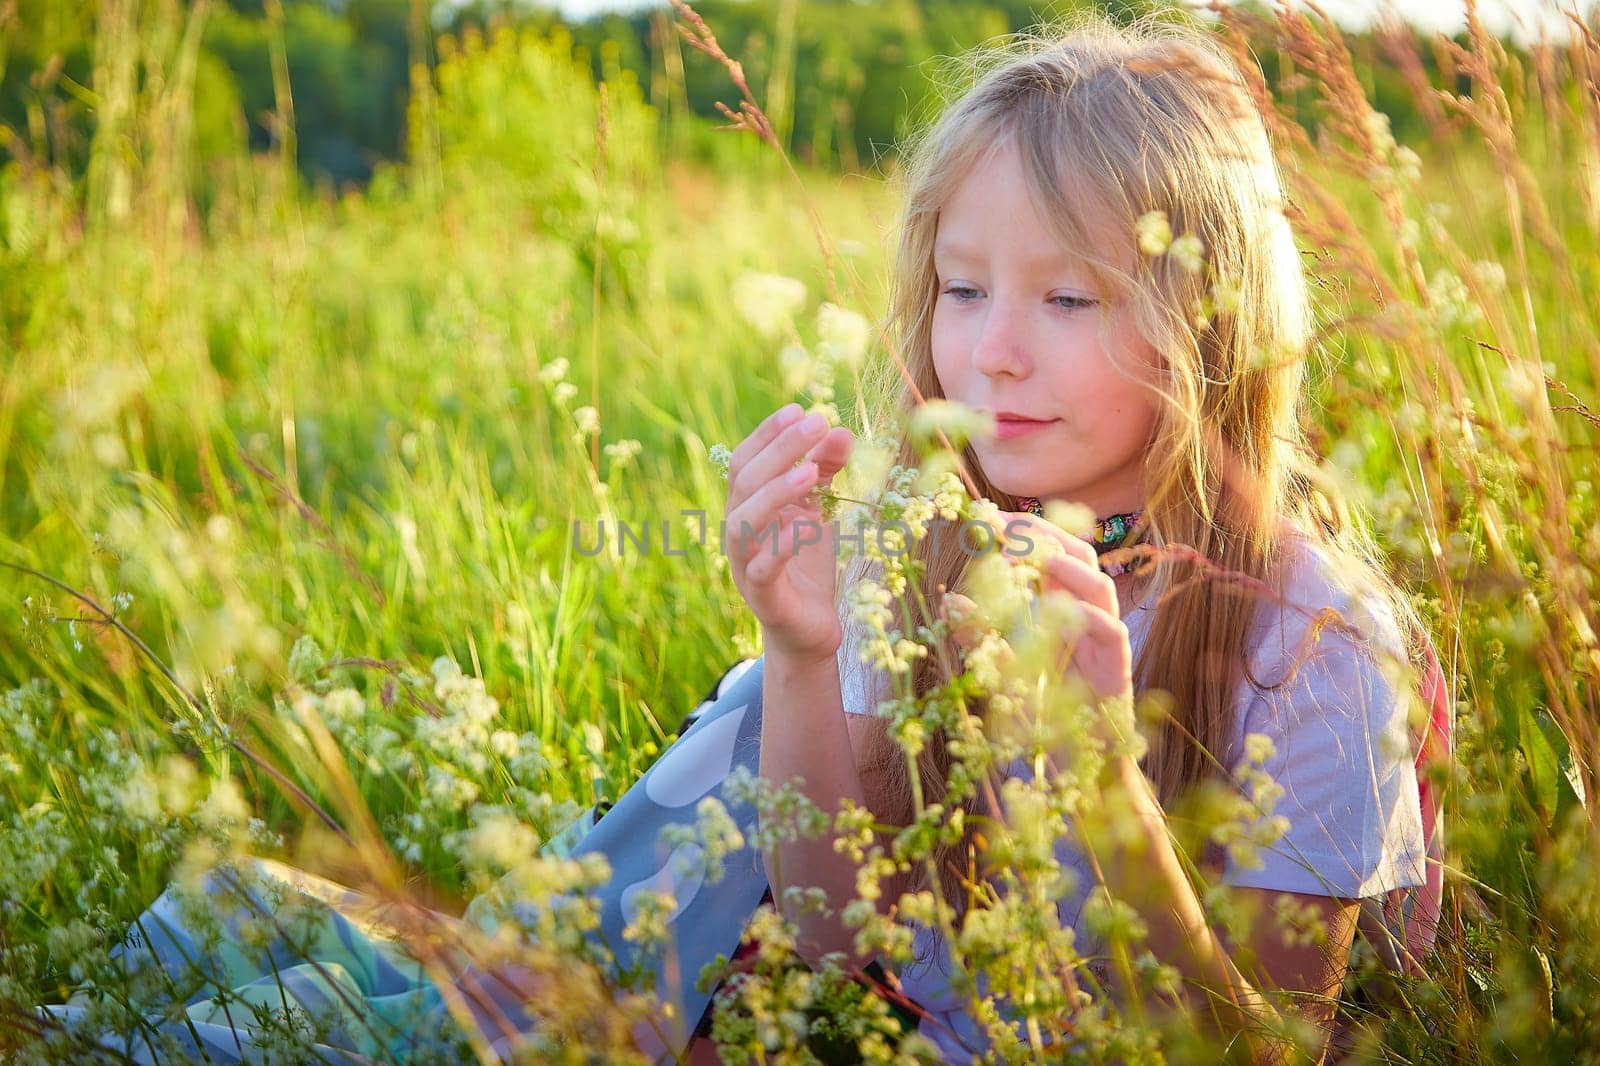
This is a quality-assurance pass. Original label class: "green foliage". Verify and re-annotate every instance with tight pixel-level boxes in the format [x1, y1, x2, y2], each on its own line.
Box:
[428, 23, 657, 270]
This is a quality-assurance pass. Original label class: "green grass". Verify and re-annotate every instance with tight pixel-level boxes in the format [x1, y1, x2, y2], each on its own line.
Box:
[1, 5, 1597, 1061]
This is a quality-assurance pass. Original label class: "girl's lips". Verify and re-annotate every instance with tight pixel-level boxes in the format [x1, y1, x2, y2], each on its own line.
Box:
[993, 417, 1060, 441]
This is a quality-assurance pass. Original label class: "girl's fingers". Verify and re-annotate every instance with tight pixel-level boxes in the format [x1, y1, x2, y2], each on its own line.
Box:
[744, 513, 819, 586]
[730, 412, 833, 507]
[744, 497, 832, 586]
[805, 426, 854, 483]
[1001, 511, 1098, 570]
[727, 460, 821, 568]
[729, 404, 804, 487]
[941, 591, 986, 653]
[1042, 553, 1119, 618]
[1049, 596, 1133, 703]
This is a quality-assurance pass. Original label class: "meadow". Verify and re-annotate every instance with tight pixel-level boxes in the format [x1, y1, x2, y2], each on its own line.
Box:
[1, 1, 1597, 1061]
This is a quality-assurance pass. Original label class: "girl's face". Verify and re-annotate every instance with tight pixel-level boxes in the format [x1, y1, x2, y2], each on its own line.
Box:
[931, 138, 1161, 517]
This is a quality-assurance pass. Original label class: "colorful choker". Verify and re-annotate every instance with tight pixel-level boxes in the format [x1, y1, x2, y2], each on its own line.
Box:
[1015, 496, 1146, 567]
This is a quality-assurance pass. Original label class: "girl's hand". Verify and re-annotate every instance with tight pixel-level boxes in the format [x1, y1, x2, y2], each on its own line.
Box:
[943, 511, 1133, 708]
[1002, 510, 1134, 707]
[725, 404, 855, 666]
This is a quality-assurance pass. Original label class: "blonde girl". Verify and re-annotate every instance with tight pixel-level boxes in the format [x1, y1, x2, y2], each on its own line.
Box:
[722, 12, 1431, 1061]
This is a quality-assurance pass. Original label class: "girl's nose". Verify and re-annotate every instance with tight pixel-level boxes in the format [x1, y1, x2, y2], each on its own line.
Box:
[971, 303, 1032, 379]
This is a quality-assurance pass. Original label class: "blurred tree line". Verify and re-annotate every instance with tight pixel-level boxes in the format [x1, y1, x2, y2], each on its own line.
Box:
[1, 0, 417, 186]
[0, 0, 1483, 191]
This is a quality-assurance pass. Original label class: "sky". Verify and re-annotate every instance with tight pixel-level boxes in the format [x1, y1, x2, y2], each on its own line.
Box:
[518, 0, 1589, 44]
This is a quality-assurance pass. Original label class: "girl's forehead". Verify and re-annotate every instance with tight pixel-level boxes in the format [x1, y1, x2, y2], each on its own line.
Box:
[935, 135, 1134, 274]
[933, 195, 1130, 284]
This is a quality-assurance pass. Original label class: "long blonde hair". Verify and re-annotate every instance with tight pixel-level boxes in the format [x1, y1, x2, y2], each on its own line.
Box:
[849, 13, 1424, 918]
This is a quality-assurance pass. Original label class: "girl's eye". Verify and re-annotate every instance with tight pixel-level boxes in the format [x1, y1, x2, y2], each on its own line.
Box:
[939, 286, 1097, 309]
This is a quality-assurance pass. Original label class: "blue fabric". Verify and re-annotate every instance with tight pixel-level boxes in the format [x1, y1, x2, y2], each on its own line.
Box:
[38, 659, 774, 1064]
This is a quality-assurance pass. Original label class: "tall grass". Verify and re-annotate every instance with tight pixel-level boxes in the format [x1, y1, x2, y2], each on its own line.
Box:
[0, 0, 1595, 1061]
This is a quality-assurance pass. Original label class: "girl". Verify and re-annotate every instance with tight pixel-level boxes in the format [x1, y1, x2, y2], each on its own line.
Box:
[718, 12, 1433, 1063]
[38, 13, 1440, 1066]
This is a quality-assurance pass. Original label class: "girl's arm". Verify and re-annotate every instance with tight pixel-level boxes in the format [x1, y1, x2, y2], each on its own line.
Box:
[722, 406, 906, 971]
[1092, 752, 1360, 1060]
[759, 650, 894, 971]
[1002, 512, 1367, 1061]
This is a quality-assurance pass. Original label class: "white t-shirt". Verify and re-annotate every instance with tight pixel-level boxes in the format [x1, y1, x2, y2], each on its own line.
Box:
[836, 532, 1427, 1061]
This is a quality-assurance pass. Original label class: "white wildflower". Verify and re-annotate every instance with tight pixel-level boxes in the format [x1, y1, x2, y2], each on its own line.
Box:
[1427, 268, 1484, 330]
[863, 635, 928, 677]
[117, 764, 162, 825]
[425, 766, 481, 811]
[928, 471, 969, 523]
[909, 399, 994, 452]
[1135, 210, 1172, 256]
[603, 438, 643, 469]
[805, 400, 839, 425]
[816, 303, 872, 371]
[459, 810, 540, 872]
[622, 888, 677, 951]
[1362, 110, 1396, 156]
[321, 687, 364, 723]
[490, 729, 520, 759]
[731, 272, 807, 338]
[1500, 360, 1545, 406]
[195, 777, 250, 832]
[708, 443, 733, 479]
[1469, 260, 1508, 294]
[1042, 500, 1096, 539]
[1242, 732, 1276, 766]
[847, 579, 894, 635]
[1398, 218, 1421, 251]
[689, 796, 745, 883]
[91, 432, 126, 467]
[777, 343, 814, 394]
[963, 629, 1014, 693]
[1394, 145, 1422, 186]
[1169, 233, 1205, 274]
[157, 755, 199, 817]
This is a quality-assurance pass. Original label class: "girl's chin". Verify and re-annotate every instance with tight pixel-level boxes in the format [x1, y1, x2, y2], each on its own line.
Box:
[983, 476, 1052, 500]
[975, 459, 1051, 499]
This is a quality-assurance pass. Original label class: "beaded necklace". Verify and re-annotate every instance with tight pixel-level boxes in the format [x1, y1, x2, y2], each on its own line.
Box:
[1015, 496, 1147, 577]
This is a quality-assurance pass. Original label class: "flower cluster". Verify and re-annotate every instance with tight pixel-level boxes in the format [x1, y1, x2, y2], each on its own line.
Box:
[731, 271, 875, 425]
[731, 272, 807, 339]
[1210, 732, 1292, 872]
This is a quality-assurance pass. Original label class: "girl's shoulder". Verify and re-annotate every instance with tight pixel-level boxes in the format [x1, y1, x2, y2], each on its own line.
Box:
[1244, 523, 1411, 691]
[1219, 526, 1429, 898]
[1121, 523, 1410, 679]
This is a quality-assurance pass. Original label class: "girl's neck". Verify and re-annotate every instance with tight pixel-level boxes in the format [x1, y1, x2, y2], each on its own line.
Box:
[1113, 566, 1152, 618]
[1017, 497, 1146, 552]
[1016, 496, 1152, 614]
